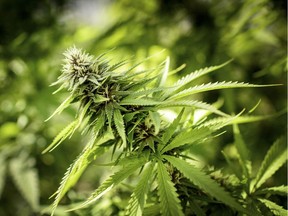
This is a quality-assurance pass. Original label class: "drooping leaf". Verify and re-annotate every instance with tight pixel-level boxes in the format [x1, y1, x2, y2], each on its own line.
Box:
[167, 81, 272, 100]
[68, 155, 147, 211]
[163, 155, 247, 214]
[258, 198, 288, 216]
[50, 134, 111, 215]
[45, 94, 74, 122]
[9, 156, 39, 211]
[42, 119, 80, 153]
[253, 136, 287, 190]
[125, 162, 155, 216]
[113, 109, 126, 146]
[157, 159, 184, 216]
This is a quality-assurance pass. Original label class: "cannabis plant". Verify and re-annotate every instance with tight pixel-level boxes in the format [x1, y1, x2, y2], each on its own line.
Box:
[44, 47, 286, 215]
[218, 125, 287, 216]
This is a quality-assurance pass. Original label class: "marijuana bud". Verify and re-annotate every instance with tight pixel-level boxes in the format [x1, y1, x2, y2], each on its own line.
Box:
[60, 47, 98, 91]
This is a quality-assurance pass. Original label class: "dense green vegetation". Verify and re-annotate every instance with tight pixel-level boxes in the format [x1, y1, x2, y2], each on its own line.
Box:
[0, 0, 286, 215]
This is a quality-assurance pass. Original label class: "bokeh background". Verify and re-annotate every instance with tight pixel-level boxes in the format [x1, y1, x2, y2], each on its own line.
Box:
[0, 0, 286, 215]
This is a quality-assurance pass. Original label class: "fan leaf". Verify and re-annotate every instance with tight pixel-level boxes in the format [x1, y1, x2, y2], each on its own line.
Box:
[113, 109, 126, 146]
[162, 60, 232, 98]
[161, 126, 214, 153]
[9, 155, 39, 211]
[158, 100, 229, 117]
[164, 155, 247, 213]
[168, 81, 269, 100]
[120, 98, 162, 106]
[125, 162, 155, 216]
[255, 185, 288, 196]
[253, 136, 287, 190]
[45, 94, 74, 122]
[50, 133, 112, 215]
[157, 159, 184, 216]
[161, 108, 184, 146]
[42, 119, 79, 153]
[258, 198, 288, 216]
[68, 155, 147, 211]
[117, 87, 168, 97]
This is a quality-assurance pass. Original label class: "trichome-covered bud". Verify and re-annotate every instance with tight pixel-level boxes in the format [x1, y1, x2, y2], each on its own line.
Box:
[61, 46, 97, 91]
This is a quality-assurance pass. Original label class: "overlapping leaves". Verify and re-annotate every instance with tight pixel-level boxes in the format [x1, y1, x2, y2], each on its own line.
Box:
[44, 47, 281, 215]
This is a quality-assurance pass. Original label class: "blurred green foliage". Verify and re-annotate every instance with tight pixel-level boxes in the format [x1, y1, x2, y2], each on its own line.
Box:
[0, 0, 286, 215]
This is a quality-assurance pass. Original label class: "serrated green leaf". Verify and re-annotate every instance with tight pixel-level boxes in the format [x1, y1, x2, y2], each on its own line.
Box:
[91, 111, 105, 136]
[124, 77, 156, 91]
[199, 113, 277, 128]
[255, 185, 288, 196]
[161, 108, 184, 146]
[42, 119, 79, 153]
[258, 198, 288, 216]
[253, 137, 287, 190]
[114, 109, 126, 146]
[233, 124, 251, 178]
[125, 162, 154, 216]
[45, 94, 74, 122]
[149, 111, 161, 135]
[123, 52, 163, 75]
[117, 87, 168, 97]
[168, 81, 269, 100]
[9, 156, 39, 211]
[108, 59, 129, 71]
[91, 94, 109, 103]
[50, 134, 111, 215]
[143, 204, 161, 216]
[77, 100, 92, 127]
[162, 60, 232, 98]
[157, 159, 184, 216]
[163, 155, 247, 213]
[68, 156, 147, 211]
[159, 100, 229, 117]
[161, 126, 214, 153]
[120, 98, 162, 106]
